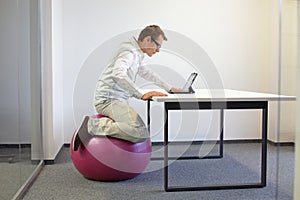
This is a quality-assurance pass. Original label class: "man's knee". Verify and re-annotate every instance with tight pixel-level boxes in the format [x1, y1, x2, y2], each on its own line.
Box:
[125, 128, 149, 143]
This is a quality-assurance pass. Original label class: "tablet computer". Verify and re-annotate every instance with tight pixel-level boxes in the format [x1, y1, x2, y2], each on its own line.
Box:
[169, 72, 198, 94]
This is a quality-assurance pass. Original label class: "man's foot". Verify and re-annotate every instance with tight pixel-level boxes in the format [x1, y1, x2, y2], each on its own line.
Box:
[72, 115, 90, 151]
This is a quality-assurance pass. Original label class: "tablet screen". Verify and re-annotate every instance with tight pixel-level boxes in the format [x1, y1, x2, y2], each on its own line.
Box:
[182, 72, 198, 92]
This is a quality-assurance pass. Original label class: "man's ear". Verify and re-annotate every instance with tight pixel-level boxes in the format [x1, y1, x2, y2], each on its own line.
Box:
[144, 35, 151, 42]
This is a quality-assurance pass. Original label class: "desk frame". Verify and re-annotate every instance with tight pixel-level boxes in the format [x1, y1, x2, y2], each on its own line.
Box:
[147, 100, 268, 192]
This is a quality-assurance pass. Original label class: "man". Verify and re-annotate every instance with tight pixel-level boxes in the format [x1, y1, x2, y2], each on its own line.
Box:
[72, 25, 181, 151]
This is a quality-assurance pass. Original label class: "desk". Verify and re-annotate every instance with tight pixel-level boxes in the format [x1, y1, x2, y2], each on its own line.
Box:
[146, 89, 295, 192]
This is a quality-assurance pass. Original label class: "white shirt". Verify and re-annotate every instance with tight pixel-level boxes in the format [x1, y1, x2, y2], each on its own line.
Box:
[94, 37, 171, 106]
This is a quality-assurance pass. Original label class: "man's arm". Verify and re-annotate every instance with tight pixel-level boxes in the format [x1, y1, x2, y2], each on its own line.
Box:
[111, 51, 144, 99]
[141, 91, 168, 100]
[138, 65, 182, 93]
[111, 51, 170, 100]
[138, 65, 171, 91]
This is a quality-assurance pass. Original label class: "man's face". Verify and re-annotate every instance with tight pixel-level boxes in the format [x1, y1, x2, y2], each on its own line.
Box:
[144, 35, 163, 57]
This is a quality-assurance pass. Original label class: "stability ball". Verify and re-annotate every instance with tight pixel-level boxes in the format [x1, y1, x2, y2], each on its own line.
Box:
[70, 114, 152, 181]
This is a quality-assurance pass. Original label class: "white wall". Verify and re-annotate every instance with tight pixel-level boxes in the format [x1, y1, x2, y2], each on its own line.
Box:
[294, 44, 300, 199]
[294, 2, 300, 199]
[45, 0, 297, 161]
[1, 0, 296, 157]
[58, 0, 278, 144]
[40, 0, 65, 160]
[277, 0, 298, 143]
[0, 0, 31, 144]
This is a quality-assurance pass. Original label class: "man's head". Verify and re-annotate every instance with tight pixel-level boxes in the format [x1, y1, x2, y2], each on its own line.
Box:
[137, 25, 167, 57]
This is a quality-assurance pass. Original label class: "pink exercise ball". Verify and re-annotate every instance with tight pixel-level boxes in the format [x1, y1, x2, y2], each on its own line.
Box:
[70, 114, 152, 181]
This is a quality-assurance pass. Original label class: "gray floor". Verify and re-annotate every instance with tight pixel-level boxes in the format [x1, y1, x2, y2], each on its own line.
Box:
[21, 143, 294, 200]
[0, 147, 38, 200]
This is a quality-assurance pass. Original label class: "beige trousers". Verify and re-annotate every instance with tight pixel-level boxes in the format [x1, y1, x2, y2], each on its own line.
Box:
[88, 99, 149, 143]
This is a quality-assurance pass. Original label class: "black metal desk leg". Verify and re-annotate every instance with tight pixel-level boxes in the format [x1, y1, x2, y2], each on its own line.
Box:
[164, 102, 169, 191]
[261, 102, 268, 186]
[220, 109, 224, 157]
[147, 100, 150, 133]
[162, 101, 269, 192]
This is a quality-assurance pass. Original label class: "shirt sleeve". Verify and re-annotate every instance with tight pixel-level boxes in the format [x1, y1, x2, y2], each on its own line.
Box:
[138, 64, 172, 91]
[111, 51, 144, 99]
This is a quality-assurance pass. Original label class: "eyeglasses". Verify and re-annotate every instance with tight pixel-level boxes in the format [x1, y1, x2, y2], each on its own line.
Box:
[151, 37, 162, 49]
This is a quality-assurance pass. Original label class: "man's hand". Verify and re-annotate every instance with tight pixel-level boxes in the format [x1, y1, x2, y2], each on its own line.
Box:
[141, 91, 168, 100]
[169, 87, 182, 93]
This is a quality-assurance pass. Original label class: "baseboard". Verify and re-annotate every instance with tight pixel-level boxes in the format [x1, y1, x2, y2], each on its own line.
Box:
[54, 139, 294, 165]
[64, 143, 70, 148]
[63, 139, 295, 148]
[44, 160, 55, 165]
[44, 144, 66, 165]
[267, 140, 295, 146]
[151, 139, 263, 146]
[0, 143, 31, 148]
[152, 140, 294, 146]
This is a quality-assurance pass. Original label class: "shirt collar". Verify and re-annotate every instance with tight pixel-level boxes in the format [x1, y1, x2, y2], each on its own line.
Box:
[131, 36, 145, 60]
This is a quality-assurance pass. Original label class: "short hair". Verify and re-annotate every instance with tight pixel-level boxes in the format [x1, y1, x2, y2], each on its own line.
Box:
[138, 25, 167, 41]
